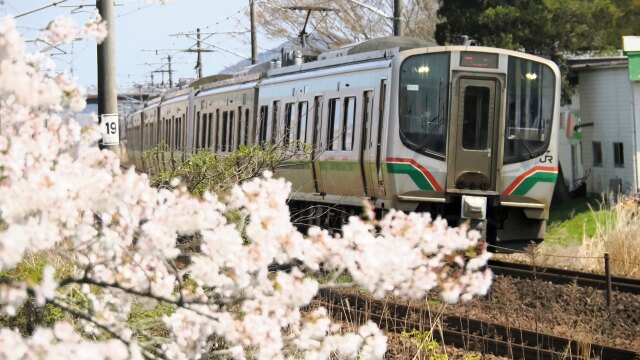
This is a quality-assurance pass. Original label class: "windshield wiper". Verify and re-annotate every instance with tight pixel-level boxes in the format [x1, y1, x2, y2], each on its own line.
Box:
[510, 130, 535, 159]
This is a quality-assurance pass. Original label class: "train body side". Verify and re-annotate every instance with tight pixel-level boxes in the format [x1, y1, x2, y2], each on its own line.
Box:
[124, 43, 560, 249]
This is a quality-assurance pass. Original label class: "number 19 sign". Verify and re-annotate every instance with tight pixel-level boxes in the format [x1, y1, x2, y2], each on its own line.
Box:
[100, 114, 120, 145]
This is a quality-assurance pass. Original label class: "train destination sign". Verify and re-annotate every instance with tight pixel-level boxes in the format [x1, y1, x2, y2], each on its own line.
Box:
[460, 51, 499, 69]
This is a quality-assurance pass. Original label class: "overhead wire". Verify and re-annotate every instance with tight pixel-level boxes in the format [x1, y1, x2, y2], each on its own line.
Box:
[116, 2, 154, 19]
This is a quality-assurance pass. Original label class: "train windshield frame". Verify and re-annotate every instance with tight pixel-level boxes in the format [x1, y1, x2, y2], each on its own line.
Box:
[398, 52, 450, 160]
[504, 56, 556, 164]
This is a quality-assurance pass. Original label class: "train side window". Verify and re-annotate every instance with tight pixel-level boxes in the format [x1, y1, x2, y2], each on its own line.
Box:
[221, 111, 228, 152]
[162, 117, 165, 144]
[284, 102, 295, 147]
[175, 116, 180, 149]
[200, 113, 208, 149]
[327, 98, 341, 151]
[229, 110, 235, 151]
[237, 107, 243, 147]
[153, 117, 157, 147]
[205, 113, 212, 148]
[259, 105, 268, 143]
[271, 101, 280, 144]
[182, 113, 187, 149]
[297, 101, 308, 144]
[162, 117, 166, 146]
[201, 112, 206, 148]
[245, 109, 250, 145]
[169, 117, 173, 148]
[200, 112, 206, 149]
[195, 112, 201, 148]
[164, 117, 168, 147]
[313, 96, 323, 148]
[214, 109, 220, 152]
[342, 97, 356, 151]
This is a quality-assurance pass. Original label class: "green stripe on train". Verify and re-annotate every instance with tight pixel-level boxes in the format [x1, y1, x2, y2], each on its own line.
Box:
[281, 160, 312, 170]
[386, 163, 434, 191]
[511, 172, 558, 196]
[318, 161, 360, 171]
[281, 160, 360, 171]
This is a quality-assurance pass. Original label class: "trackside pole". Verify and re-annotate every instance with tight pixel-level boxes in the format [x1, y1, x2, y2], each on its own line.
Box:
[97, 0, 120, 155]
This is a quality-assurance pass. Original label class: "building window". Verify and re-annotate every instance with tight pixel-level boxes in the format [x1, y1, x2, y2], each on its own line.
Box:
[592, 141, 602, 167]
[614, 142, 624, 167]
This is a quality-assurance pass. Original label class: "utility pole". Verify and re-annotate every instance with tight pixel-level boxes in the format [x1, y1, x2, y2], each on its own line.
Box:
[393, 0, 403, 36]
[167, 55, 173, 87]
[170, 31, 215, 79]
[151, 55, 174, 87]
[250, 0, 257, 65]
[96, 0, 120, 153]
[196, 28, 202, 78]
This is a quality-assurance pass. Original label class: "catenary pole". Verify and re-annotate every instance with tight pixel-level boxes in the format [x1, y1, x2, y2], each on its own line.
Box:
[96, 0, 120, 153]
[168, 55, 173, 87]
[393, 0, 403, 36]
[196, 28, 202, 78]
[250, 0, 258, 65]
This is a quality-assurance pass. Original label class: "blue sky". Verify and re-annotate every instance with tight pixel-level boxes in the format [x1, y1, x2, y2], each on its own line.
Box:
[3, 1, 282, 92]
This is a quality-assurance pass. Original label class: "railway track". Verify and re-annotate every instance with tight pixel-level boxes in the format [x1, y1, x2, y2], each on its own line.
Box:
[315, 288, 640, 360]
[488, 260, 640, 295]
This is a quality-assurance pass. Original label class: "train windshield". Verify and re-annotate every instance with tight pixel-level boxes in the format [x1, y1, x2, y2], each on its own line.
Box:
[504, 56, 555, 164]
[399, 52, 450, 159]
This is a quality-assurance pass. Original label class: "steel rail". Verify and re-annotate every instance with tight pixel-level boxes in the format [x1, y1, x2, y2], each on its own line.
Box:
[315, 289, 640, 360]
[488, 260, 640, 295]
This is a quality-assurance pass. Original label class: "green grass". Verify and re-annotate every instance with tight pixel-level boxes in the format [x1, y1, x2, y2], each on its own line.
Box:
[545, 195, 610, 246]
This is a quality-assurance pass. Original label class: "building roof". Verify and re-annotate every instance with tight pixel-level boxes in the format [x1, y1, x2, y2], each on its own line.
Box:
[568, 56, 628, 71]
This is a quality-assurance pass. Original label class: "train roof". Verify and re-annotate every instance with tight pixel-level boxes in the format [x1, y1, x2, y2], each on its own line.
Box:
[138, 36, 439, 104]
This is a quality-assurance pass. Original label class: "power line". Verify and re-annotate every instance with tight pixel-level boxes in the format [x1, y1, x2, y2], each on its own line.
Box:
[14, 0, 69, 18]
[200, 4, 249, 31]
[116, 2, 154, 19]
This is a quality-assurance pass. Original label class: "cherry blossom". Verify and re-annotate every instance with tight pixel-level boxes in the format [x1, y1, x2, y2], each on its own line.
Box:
[0, 11, 492, 360]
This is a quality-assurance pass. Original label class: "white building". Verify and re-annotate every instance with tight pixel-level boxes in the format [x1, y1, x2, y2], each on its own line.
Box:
[569, 56, 640, 194]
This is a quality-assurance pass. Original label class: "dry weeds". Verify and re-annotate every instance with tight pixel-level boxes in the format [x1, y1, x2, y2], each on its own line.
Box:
[497, 194, 640, 278]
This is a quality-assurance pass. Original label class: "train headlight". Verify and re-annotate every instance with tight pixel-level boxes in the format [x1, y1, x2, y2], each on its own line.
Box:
[461, 195, 487, 220]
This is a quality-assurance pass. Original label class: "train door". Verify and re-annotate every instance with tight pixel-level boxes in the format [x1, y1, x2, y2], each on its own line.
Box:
[447, 74, 503, 192]
[361, 79, 388, 198]
[360, 90, 375, 197]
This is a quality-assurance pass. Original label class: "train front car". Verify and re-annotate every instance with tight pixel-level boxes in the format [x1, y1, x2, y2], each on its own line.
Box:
[389, 47, 560, 250]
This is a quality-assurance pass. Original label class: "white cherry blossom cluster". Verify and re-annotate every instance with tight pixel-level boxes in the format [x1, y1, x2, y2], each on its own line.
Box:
[0, 13, 492, 360]
[38, 11, 107, 46]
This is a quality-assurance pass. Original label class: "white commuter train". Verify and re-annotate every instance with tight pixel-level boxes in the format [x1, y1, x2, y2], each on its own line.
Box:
[125, 37, 561, 249]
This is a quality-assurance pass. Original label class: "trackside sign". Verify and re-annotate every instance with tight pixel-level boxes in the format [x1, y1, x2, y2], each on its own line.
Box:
[100, 114, 120, 145]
